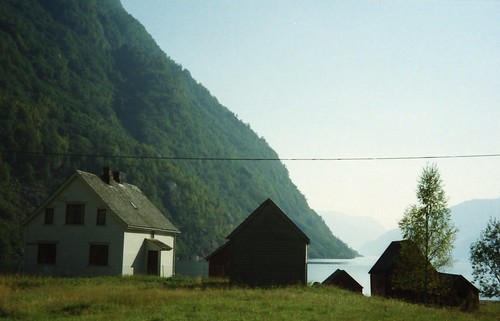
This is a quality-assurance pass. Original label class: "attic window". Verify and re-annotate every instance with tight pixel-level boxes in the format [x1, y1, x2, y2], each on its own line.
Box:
[44, 208, 54, 225]
[96, 209, 106, 225]
[130, 201, 138, 209]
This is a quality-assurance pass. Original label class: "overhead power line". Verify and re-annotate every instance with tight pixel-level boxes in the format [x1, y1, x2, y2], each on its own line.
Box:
[2, 150, 500, 162]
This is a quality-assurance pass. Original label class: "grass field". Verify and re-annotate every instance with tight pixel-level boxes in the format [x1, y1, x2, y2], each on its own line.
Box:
[0, 275, 498, 321]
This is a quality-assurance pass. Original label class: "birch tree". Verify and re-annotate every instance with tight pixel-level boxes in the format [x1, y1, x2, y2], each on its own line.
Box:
[398, 164, 457, 300]
[399, 163, 457, 269]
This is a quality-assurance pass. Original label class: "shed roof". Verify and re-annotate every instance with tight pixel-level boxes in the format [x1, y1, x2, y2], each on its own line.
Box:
[322, 269, 363, 289]
[438, 272, 479, 293]
[226, 198, 310, 243]
[145, 238, 173, 251]
[205, 241, 230, 261]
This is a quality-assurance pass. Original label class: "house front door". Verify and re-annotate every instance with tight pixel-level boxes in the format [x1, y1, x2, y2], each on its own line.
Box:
[147, 250, 159, 275]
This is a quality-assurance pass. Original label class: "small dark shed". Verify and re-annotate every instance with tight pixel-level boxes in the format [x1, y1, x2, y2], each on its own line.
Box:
[369, 240, 479, 310]
[205, 242, 230, 278]
[437, 273, 479, 311]
[322, 269, 363, 293]
[210, 198, 310, 286]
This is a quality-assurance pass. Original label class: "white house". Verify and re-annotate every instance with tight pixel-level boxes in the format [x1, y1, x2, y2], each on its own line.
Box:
[23, 167, 180, 277]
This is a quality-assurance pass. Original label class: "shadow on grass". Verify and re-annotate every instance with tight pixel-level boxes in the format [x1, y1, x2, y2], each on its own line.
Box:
[53, 303, 92, 316]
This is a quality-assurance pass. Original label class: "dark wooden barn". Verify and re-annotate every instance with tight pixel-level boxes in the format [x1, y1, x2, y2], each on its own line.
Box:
[369, 240, 479, 310]
[369, 240, 418, 298]
[322, 269, 363, 293]
[207, 198, 310, 286]
[205, 242, 230, 278]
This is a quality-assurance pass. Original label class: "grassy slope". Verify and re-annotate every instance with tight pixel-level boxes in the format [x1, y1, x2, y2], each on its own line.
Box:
[0, 276, 498, 321]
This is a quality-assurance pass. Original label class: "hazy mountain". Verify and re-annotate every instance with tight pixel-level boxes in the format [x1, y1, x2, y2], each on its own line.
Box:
[0, 0, 356, 259]
[450, 197, 500, 259]
[358, 198, 500, 259]
[320, 211, 387, 251]
[358, 228, 402, 257]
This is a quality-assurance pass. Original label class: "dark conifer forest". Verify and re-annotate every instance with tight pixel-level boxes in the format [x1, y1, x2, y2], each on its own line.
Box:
[0, 0, 357, 260]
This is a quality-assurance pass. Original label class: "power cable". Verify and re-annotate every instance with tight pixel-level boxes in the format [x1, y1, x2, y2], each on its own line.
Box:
[2, 150, 500, 162]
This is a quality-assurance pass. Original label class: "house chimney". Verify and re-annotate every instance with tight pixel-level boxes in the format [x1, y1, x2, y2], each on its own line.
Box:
[101, 166, 112, 184]
[113, 171, 121, 184]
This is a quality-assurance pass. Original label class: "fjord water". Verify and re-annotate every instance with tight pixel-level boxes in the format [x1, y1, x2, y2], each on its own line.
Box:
[177, 256, 474, 297]
[308, 256, 474, 296]
[308, 256, 377, 295]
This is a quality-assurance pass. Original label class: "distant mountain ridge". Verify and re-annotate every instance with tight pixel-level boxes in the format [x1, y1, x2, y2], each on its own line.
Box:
[358, 198, 500, 259]
[0, 0, 356, 259]
[319, 211, 387, 251]
[448, 197, 500, 259]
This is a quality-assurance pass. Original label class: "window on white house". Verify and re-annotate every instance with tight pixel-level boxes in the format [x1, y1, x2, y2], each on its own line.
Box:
[89, 244, 108, 266]
[44, 208, 54, 225]
[37, 243, 56, 264]
[96, 209, 106, 225]
[65, 204, 85, 225]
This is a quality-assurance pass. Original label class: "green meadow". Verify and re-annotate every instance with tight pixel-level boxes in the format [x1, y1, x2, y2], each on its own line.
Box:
[0, 275, 498, 321]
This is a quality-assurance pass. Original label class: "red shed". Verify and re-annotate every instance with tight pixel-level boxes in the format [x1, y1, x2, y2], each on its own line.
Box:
[205, 242, 230, 278]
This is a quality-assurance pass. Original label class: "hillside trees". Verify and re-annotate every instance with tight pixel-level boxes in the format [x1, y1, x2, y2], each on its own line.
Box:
[470, 217, 500, 297]
[0, 0, 356, 261]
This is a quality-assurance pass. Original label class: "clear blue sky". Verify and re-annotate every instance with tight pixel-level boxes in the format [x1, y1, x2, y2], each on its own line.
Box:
[121, 0, 500, 228]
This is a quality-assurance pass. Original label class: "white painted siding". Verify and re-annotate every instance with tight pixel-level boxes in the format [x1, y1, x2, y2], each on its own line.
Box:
[24, 177, 125, 276]
[122, 231, 176, 277]
[122, 231, 147, 275]
[156, 232, 176, 277]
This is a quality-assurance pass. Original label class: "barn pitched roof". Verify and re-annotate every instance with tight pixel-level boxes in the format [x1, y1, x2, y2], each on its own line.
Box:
[369, 240, 422, 274]
[76, 170, 180, 233]
[226, 198, 310, 243]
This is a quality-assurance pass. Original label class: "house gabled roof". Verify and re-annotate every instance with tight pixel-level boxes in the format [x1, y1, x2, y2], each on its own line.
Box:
[226, 198, 310, 243]
[76, 170, 179, 233]
[24, 169, 179, 234]
[368, 240, 422, 274]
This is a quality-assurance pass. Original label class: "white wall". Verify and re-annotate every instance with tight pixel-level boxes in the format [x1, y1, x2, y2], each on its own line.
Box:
[156, 232, 176, 277]
[24, 177, 125, 276]
[123, 230, 176, 277]
[122, 230, 146, 275]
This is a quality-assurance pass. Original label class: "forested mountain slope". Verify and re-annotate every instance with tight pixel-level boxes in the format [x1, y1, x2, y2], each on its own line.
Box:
[0, 0, 357, 259]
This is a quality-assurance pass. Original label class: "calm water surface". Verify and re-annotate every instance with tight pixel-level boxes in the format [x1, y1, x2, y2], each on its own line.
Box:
[308, 256, 474, 296]
[308, 256, 376, 295]
[176, 256, 474, 297]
